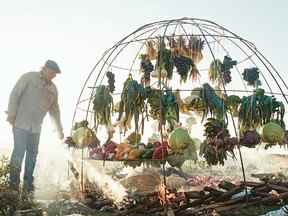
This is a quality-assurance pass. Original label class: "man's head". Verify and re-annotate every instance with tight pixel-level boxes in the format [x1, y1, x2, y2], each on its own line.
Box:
[43, 60, 61, 80]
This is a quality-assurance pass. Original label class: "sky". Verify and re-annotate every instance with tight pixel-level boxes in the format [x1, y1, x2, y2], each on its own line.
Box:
[0, 0, 288, 152]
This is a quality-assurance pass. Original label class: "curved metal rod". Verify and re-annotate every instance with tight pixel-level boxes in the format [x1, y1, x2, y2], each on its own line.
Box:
[254, 48, 288, 91]
[96, 24, 166, 89]
[85, 24, 168, 122]
[196, 22, 273, 93]
[195, 23, 250, 93]
[195, 18, 288, 103]
[241, 40, 288, 104]
[190, 19, 248, 199]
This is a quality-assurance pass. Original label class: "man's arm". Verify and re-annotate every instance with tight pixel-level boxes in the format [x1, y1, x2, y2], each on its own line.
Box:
[7, 73, 30, 125]
[48, 90, 64, 139]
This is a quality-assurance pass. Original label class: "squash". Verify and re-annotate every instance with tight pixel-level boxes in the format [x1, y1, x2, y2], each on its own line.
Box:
[72, 127, 96, 148]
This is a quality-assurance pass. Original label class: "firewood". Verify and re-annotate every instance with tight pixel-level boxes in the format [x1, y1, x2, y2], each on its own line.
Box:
[218, 180, 236, 191]
[267, 183, 288, 193]
[214, 185, 244, 202]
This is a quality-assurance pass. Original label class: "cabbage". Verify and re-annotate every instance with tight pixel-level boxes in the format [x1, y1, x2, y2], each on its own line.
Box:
[72, 127, 95, 148]
[169, 128, 194, 154]
[262, 122, 284, 144]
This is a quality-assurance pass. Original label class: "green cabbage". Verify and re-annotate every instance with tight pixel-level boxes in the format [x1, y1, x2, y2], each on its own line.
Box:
[262, 122, 284, 144]
[72, 127, 95, 148]
[169, 128, 195, 154]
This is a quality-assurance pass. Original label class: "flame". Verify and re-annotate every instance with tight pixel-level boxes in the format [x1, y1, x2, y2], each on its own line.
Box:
[158, 183, 176, 205]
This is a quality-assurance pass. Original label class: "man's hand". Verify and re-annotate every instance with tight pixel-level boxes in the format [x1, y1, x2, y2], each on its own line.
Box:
[6, 114, 16, 127]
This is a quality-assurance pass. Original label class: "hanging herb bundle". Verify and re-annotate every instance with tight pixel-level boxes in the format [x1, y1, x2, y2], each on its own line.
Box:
[147, 88, 162, 120]
[155, 38, 174, 80]
[117, 75, 147, 134]
[140, 54, 154, 86]
[221, 56, 237, 84]
[174, 55, 195, 83]
[225, 95, 241, 116]
[188, 36, 205, 64]
[200, 83, 227, 121]
[106, 71, 115, 93]
[208, 56, 237, 85]
[242, 67, 261, 86]
[93, 85, 113, 129]
[238, 89, 285, 135]
[161, 89, 180, 131]
[200, 118, 237, 166]
[145, 40, 157, 60]
[146, 88, 179, 131]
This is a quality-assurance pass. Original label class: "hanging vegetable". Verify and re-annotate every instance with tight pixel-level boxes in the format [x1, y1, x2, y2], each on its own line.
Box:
[174, 89, 192, 115]
[174, 55, 194, 83]
[238, 92, 285, 135]
[208, 56, 237, 85]
[140, 54, 154, 86]
[117, 75, 147, 134]
[200, 118, 236, 166]
[200, 83, 227, 121]
[188, 36, 205, 64]
[239, 130, 261, 148]
[242, 67, 261, 86]
[147, 88, 162, 120]
[225, 95, 241, 116]
[146, 88, 179, 131]
[166, 141, 198, 170]
[106, 71, 115, 93]
[72, 125, 97, 149]
[161, 89, 180, 131]
[208, 59, 222, 83]
[146, 40, 157, 60]
[178, 36, 190, 56]
[168, 127, 196, 154]
[262, 122, 285, 148]
[93, 85, 113, 129]
[154, 38, 174, 80]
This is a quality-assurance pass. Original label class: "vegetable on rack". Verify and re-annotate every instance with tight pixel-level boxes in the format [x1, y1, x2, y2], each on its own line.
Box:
[155, 38, 174, 80]
[262, 122, 285, 148]
[242, 67, 261, 86]
[140, 54, 154, 86]
[93, 85, 113, 130]
[200, 118, 237, 166]
[188, 36, 205, 64]
[117, 75, 147, 134]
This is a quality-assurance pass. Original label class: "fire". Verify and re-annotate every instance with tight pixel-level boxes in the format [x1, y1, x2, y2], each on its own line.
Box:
[158, 183, 176, 205]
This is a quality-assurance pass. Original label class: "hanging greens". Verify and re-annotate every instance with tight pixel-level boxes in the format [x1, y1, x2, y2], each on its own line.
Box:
[117, 75, 147, 134]
[93, 85, 113, 129]
[161, 89, 179, 131]
[200, 118, 237, 166]
[146, 88, 179, 131]
[242, 67, 261, 86]
[208, 56, 237, 85]
[174, 55, 196, 83]
[140, 54, 154, 86]
[155, 38, 174, 80]
[238, 89, 285, 134]
[200, 83, 227, 121]
[106, 71, 115, 93]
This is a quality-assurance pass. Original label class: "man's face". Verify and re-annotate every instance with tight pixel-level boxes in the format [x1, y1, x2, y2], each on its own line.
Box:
[46, 68, 58, 80]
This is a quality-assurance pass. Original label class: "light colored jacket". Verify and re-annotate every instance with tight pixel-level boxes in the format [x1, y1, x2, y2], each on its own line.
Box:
[7, 71, 63, 137]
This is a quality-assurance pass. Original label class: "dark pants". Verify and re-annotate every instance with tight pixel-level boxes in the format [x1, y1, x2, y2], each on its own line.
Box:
[9, 127, 40, 192]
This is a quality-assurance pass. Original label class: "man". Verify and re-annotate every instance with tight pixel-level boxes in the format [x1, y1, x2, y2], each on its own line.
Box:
[6, 60, 64, 193]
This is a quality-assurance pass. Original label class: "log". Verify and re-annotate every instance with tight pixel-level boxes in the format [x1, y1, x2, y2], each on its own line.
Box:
[267, 183, 288, 193]
[214, 185, 244, 202]
[203, 186, 224, 197]
[218, 180, 236, 191]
